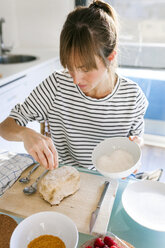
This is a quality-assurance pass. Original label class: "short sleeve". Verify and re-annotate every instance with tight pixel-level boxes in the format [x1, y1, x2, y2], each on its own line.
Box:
[129, 85, 148, 137]
[9, 72, 58, 126]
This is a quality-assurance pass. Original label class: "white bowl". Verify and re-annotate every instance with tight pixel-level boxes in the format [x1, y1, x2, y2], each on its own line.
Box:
[10, 211, 79, 248]
[92, 137, 141, 179]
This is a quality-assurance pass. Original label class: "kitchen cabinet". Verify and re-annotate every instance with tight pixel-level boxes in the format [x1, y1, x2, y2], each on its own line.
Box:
[0, 57, 62, 153]
[26, 57, 62, 95]
[0, 75, 27, 121]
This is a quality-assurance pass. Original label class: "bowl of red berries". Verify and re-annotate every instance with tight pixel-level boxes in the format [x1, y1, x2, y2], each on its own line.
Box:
[80, 232, 135, 248]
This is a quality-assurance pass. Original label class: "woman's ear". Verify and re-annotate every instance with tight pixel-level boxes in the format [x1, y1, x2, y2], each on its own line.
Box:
[108, 50, 117, 61]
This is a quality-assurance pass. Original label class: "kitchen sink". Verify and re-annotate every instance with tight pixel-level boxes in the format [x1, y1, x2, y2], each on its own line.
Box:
[0, 54, 37, 64]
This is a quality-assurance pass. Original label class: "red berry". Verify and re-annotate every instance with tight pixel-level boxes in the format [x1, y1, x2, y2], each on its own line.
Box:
[111, 246, 118, 248]
[104, 236, 117, 246]
[85, 246, 92, 248]
[94, 237, 105, 247]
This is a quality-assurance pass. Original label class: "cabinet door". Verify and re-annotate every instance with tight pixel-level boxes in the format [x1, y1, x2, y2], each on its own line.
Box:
[0, 58, 62, 153]
[27, 58, 62, 93]
[0, 75, 27, 122]
[0, 76, 28, 152]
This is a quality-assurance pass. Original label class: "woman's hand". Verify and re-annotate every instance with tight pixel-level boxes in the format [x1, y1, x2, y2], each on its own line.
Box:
[121, 135, 142, 179]
[128, 135, 143, 176]
[22, 129, 58, 170]
[0, 117, 58, 170]
[129, 135, 144, 147]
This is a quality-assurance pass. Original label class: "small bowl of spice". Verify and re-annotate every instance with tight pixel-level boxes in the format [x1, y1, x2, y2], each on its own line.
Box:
[10, 211, 79, 248]
[92, 137, 141, 179]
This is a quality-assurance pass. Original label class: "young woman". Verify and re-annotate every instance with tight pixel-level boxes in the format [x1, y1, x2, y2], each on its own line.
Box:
[0, 0, 148, 170]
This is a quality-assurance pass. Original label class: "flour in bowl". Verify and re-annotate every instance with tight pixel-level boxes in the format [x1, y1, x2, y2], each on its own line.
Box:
[97, 149, 134, 173]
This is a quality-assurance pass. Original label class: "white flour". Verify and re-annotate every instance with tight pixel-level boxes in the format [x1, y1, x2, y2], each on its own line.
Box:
[97, 149, 134, 173]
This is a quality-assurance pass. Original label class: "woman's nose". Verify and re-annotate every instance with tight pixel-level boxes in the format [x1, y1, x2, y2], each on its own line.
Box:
[72, 72, 82, 85]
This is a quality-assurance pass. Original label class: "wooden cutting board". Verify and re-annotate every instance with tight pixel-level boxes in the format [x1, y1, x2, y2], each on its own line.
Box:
[0, 165, 118, 234]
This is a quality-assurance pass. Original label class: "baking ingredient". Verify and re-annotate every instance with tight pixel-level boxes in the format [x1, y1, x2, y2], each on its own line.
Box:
[39, 166, 80, 205]
[82, 235, 134, 248]
[27, 234, 66, 248]
[0, 214, 17, 248]
[94, 237, 105, 247]
[97, 149, 134, 173]
[104, 236, 116, 246]
[85, 236, 119, 247]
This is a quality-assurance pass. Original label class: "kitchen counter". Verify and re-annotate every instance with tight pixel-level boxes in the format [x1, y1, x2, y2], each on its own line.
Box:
[117, 67, 165, 81]
[0, 48, 60, 87]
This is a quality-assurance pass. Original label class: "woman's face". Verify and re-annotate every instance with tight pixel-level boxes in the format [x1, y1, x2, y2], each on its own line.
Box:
[68, 56, 109, 95]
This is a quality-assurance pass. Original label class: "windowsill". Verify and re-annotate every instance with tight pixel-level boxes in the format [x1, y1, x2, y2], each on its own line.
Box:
[144, 134, 165, 148]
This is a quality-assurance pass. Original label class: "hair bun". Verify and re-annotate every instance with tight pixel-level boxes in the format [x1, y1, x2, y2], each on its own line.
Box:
[90, 0, 111, 15]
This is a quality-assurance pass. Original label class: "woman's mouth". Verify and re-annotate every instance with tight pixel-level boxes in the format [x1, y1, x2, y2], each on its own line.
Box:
[78, 84, 87, 89]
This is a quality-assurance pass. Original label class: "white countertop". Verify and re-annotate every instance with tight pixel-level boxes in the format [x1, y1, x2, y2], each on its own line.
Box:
[0, 48, 60, 87]
[118, 67, 165, 81]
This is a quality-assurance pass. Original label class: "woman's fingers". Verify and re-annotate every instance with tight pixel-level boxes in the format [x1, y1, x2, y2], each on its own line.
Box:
[133, 169, 138, 174]
[129, 136, 143, 146]
[129, 136, 137, 142]
[24, 131, 58, 170]
[48, 139, 58, 169]
[36, 137, 58, 170]
[37, 148, 50, 169]
[42, 137, 58, 170]
[42, 146, 55, 170]
[30, 148, 49, 169]
[30, 151, 41, 165]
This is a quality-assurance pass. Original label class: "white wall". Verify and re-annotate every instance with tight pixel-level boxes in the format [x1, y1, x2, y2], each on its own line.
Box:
[0, 0, 74, 50]
[0, 0, 18, 47]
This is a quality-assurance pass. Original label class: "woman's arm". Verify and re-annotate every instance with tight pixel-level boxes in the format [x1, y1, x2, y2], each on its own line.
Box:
[0, 117, 58, 170]
[0, 117, 27, 141]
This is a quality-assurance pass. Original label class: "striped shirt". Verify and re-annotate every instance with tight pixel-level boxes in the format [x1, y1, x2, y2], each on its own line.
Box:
[10, 71, 148, 168]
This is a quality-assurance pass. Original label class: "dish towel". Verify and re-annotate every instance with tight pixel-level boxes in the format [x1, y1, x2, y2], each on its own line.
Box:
[0, 150, 35, 196]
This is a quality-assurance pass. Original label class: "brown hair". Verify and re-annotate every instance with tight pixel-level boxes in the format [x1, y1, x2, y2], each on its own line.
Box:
[60, 0, 118, 71]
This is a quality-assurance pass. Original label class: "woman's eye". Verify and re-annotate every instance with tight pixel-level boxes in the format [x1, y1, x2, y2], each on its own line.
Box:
[82, 68, 89, 73]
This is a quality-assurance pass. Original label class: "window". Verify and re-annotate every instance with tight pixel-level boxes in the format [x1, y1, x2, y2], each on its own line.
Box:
[108, 0, 165, 137]
[108, 0, 165, 44]
[106, 0, 165, 69]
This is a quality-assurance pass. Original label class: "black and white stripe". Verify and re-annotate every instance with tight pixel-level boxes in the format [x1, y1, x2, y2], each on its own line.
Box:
[10, 71, 148, 167]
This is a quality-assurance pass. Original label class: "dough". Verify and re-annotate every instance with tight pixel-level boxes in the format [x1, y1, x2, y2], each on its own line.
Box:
[38, 166, 80, 205]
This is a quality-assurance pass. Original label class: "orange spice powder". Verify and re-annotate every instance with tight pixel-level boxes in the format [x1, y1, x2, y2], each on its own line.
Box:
[27, 234, 66, 248]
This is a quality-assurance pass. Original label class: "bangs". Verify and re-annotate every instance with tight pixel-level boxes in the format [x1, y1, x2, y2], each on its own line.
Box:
[60, 25, 98, 71]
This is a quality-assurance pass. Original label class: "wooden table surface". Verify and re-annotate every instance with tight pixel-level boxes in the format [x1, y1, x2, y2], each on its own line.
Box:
[0, 165, 118, 235]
